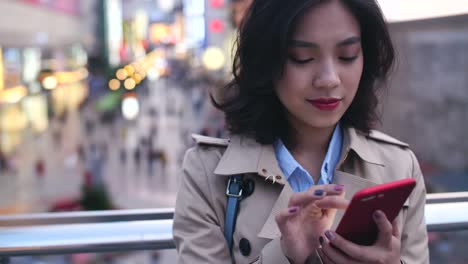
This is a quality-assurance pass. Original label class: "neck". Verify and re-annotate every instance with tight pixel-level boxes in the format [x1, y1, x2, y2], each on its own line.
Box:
[285, 122, 337, 159]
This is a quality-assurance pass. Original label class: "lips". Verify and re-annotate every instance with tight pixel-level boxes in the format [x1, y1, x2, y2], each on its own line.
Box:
[307, 98, 342, 111]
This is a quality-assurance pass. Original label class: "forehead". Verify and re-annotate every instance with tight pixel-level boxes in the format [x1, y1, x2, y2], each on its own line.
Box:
[291, 1, 361, 42]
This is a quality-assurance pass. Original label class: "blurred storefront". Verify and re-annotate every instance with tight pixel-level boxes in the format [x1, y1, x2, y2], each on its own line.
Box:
[0, 0, 97, 154]
[0, 104, 28, 154]
[0, 46, 89, 154]
[0, 47, 30, 154]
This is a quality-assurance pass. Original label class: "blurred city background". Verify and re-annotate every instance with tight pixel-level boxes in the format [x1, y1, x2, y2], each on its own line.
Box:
[0, 0, 466, 263]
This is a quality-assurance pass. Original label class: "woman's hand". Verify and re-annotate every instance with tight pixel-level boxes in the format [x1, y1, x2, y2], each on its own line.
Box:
[318, 210, 401, 264]
[275, 184, 348, 264]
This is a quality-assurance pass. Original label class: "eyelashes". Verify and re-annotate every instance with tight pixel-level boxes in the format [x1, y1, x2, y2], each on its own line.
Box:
[288, 55, 359, 64]
[339, 56, 358, 62]
[289, 56, 315, 64]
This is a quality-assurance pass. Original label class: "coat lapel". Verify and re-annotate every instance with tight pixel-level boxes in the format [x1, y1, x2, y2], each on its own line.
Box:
[213, 134, 290, 240]
[258, 184, 293, 239]
[256, 143, 288, 185]
[256, 141, 291, 239]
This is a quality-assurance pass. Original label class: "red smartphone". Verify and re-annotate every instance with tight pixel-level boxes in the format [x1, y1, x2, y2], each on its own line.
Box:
[335, 178, 416, 246]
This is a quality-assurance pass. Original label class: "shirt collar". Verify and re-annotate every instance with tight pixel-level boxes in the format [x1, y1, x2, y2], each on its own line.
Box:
[274, 123, 343, 182]
[322, 123, 343, 182]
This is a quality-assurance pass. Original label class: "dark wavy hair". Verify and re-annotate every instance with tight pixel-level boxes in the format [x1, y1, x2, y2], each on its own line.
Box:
[213, 0, 395, 144]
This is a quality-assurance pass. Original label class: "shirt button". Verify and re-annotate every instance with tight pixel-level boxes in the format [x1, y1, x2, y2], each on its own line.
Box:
[275, 175, 282, 181]
[261, 169, 267, 174]
[239, 238, 251, 256]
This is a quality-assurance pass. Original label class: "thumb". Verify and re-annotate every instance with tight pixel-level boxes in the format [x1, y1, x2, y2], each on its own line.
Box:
[374, 210, 393, 247]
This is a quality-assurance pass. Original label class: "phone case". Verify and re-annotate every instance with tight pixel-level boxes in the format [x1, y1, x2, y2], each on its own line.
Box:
[335, 178, 416, 246]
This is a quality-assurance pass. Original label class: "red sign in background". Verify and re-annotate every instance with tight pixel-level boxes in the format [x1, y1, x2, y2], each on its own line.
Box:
[20, 0, 80, 16]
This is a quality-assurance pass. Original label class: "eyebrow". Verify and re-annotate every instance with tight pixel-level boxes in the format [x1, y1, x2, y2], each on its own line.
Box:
[289, 36, 361, 48]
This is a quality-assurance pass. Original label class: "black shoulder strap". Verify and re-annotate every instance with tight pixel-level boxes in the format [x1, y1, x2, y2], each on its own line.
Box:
[224, 175, 244, 255]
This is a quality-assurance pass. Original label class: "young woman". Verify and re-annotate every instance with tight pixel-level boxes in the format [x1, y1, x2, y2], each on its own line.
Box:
[173, 0, 429, 263]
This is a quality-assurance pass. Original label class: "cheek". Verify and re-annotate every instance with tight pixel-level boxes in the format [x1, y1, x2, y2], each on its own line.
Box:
[275, 80, 298, 113]
[285, 64, 311, 85]
[276, 64, 310, 94]
[274, 78, 290, 106]
[343, 61, 364, 97]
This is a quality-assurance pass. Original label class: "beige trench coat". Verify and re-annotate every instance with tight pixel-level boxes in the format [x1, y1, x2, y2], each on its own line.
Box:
[173, 127, 429, 264]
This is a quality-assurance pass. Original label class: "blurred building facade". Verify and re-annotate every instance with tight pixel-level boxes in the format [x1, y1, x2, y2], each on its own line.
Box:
[383, 15, 468, 171]
[0, 0, 98, 49]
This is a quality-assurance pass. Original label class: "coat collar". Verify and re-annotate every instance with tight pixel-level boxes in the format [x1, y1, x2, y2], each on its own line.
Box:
[213, 135, 289, 185]
[345, 128, 386, 166]
[214, 127, 385, 180]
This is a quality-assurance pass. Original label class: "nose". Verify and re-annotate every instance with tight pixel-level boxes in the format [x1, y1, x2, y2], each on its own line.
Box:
[313, 60, 341, 89]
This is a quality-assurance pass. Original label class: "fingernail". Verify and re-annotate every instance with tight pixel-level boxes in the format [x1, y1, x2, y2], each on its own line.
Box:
[325, 230, 335, 241]
[373, 211, 382, 221]
[334, 184, 345, 191]
[319, 236, 324, 245]
[289, 206, 299, 214]
[314, 189, 324, 196]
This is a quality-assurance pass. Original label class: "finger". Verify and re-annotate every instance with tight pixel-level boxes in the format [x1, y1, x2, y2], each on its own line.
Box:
[317, 248, 335, 264]
[374, 210, 394, 247]
[392, 218, 401, 239]
[321, 236, 359, 264]
[314, 196, 349, 210]
[275, 206, 300, 236]
[324, 230, 373, 262]
[308, 184, 345, 196]
[288, 189, 325, 207]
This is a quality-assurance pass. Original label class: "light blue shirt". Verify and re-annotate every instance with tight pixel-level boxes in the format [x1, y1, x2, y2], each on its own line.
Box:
[274, 124, 343, 192]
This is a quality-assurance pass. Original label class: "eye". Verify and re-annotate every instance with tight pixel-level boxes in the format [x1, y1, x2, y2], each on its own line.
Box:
[289, 56, 314, 64]
[339, 56, 358, 63]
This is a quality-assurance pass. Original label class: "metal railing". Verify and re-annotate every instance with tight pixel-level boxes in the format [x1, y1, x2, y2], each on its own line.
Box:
[0, 192, 467, 259]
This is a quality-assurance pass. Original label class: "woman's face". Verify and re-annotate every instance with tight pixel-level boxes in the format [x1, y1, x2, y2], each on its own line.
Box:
[275, 0, 363, 132]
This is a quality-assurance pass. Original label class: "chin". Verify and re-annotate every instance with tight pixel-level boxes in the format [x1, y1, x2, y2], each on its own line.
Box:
[304, 118, 340, 130]
[288, 110, 342, 131]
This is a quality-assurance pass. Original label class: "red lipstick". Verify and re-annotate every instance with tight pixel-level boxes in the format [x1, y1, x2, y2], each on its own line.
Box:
[307, 98, 342, 111]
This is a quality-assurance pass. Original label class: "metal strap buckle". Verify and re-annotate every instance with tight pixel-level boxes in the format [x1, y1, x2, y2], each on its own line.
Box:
[226, 177, 243, 198]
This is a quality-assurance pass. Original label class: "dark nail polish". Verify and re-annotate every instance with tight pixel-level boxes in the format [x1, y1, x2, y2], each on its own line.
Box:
[334, 184, 345, 191]
[314, 189, 324, 196]
[289, 207, 299, 214]
[373, 211, 381, 220]
[325, 230, 335, 241]
[319, 236, 324, 245]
